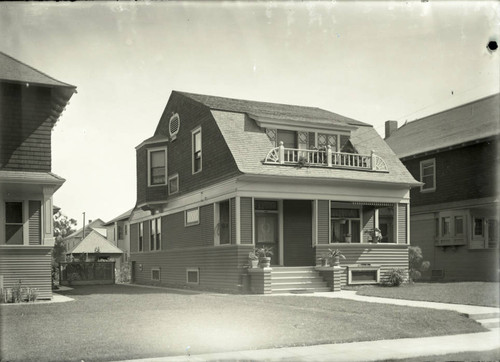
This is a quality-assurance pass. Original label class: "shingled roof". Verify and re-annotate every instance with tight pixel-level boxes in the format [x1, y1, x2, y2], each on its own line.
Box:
[178, 91, 369, 127]
[386, 93, 500, 159]
[68, 230, 123, 255]
[0, 51, 75, 89]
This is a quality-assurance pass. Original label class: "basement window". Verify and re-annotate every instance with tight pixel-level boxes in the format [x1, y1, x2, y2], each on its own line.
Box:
[186, 268, 199, 284]
[151, 267, 160, 281]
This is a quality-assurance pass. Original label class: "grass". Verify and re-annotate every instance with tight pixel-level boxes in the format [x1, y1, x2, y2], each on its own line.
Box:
[0, 284, 487, 362]
[388, 347, 500, 361]
[351, 282, 500, 307]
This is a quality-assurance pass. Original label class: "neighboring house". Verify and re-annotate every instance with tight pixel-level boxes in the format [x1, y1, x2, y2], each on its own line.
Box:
[129, 91, 419, 293]
[63, 218, 106, 254]
[103, 208, 133, 263]
[385, 94, 499, 281]
[65, 230, 123, 268]
[0, 52, 76, 299]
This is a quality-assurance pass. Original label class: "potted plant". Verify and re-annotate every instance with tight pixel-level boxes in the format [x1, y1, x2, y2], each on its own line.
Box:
[248, 249, 259, 268]
[370, 227, 382, 243]
[344, 234, 352, 243]
[319, 256, 329, 267]
[256, 246, 273, 268]
[327, 248, 346, 266]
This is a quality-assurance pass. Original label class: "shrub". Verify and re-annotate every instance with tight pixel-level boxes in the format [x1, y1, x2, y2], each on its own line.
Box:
[117, 263, 131, 284]
[12, 280, 23, 303]
[385, 268, 406, 287]
[408, 246, 430, 282]
[27, 288, 39, 302]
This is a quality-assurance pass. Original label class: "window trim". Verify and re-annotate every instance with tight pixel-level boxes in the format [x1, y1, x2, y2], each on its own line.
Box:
[192, 127, 202, 174]
[151, 267, 161, 281]
[186, 268, 200, 284]
[420, 158, 436, 193]
[138, 222, 144, 252]
[168, 174, 179, 195]
[147, 147, 168, 187]
[149, 218, 161, 251]
[214, 200, 232, 246]
[185, 207, 200, 227]
[5, 201, 24, 245]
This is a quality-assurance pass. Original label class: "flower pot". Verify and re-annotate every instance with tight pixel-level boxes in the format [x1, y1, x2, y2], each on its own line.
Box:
[333, 255, 340, 266]
[259, 257, 271, 268]
[345, 236, 352, 243]
[249, 259, 259, 268]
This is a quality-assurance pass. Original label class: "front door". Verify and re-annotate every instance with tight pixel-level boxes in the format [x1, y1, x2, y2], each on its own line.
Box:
[283, 200, 314, 266]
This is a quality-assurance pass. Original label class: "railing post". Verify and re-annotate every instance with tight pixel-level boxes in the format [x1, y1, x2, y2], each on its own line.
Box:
[278, 141, 285, 165]
[327, 145, 332, 167]
[371, 150, 376, 170]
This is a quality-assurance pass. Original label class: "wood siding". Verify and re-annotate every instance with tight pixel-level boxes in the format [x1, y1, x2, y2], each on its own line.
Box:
[230, 198, 236, 244]
[317, 200, 330, 244]
[0, 83, 54, 171]
[412, 216, 499, 281]
[398, 203, 407, 244]
[316, 244, 409, 283]
[404, 141, 497, 207]
[240, 197, 253, 244]
[130, 245, 253, 293]
[130, 223, 138, 253]
[0, 246, 52, 299]
[283, 200, 314, 266]
[28, 200, 41, 245]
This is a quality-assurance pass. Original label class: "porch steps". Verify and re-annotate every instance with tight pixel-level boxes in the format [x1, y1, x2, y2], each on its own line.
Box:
[271, 267, 330, 294]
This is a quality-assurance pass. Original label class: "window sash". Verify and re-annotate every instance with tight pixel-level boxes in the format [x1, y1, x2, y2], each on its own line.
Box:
[149, 150, 166, 186]
[192, 129, 202, 173]
[420, 159, 435, 191]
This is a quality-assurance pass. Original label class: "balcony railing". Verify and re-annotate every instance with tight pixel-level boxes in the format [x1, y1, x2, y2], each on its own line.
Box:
[264, 143, 388, 172]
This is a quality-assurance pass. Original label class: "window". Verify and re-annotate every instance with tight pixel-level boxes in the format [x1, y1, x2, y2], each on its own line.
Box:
[435, 211, 467, 246]
[471, 216, 499, 249]
[138, 222, 143, 252]
[186, 268, 199, 284]
[215, 200, 231, 245]
[185, 208, 200, 226]
[473, 217, 484, 237]
[117, 225, 123, 240]
[331, 207, 361, 243]
[317, 133, 338, 151]
[487, 219, 498, 248]
[168, 174, 179, 195]
[255, 200, 279, 244]
[125, 224, 128, 236]
[169, 113, 180, 140]
[420, 159, 436, 192]
[150, 218, 161, 251]
[192, 127, 202, 174]
[5, 202, 23, 245]
[149, 149, 167, 186]
[151, 267, 160, 281]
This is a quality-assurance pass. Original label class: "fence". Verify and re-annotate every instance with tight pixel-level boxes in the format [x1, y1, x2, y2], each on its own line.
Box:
[59, 262, 115, 285]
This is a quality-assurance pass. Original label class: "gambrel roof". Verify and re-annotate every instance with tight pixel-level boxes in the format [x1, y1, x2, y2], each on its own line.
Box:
[0, 51, 75, 89]
[386, 93, 500, 159]
[174, 91, 419, 187]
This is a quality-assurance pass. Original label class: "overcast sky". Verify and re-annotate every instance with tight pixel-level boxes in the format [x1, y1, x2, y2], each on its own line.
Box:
[1, 1, 498, 226]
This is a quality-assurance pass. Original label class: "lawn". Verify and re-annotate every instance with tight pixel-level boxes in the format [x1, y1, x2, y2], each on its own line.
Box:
[0, 284, 487, 362]
[351, 282, 500, 307]
[389, 347, 500, 361]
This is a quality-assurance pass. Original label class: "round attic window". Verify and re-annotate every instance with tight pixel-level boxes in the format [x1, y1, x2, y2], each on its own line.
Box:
[169, 113, 180, 140]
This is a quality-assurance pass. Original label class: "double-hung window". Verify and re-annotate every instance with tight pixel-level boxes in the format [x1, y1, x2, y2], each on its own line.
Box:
[420, 159, 436, 192]
[435, 211, 466, 246]
[138, 222, 144, 252]
[149, 149, 167, 186]
[5, 202, 23, 245]
[192, 127, 202, 174]
[150, 218, 161, 251]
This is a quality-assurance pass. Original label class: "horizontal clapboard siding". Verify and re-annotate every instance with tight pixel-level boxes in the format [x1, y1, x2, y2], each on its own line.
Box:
[398, 203, 407, 244]
[240, 197, 253, 244]
[131, 245, 253, 293]
[29, 201, 41, 245]
[317, 200, 330, 244]
[0, 247, 52, 299]
[316, 244, 409, 283]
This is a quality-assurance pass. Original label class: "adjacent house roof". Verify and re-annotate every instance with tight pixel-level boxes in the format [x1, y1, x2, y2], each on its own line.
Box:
[386, 93, 500, 159]
[67, 230, 123, 255]
[0, 51, 75, 89]
[164, 91, 418, 186]
[103, 208, 134, 226]
[65, 218, 106, 240]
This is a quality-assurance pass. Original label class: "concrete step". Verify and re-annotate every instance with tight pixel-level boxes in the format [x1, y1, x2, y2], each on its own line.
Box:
[272, 271, 319, 278]
[270, 267, 330, 293]
[272, 281, 329, 290]
[272, 276, 324, 283]
[272, 267, 317, 272]
[272, 287, 332, 294]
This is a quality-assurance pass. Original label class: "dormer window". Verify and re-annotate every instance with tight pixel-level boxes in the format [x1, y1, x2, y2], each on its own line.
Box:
[148, 148, 167, 186]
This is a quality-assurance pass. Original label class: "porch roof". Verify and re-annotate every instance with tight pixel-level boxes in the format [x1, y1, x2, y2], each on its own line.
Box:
[210, 110, 419, 186]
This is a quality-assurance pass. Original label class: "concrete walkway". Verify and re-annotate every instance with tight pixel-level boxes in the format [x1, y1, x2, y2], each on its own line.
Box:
[118, 291, 500, 362]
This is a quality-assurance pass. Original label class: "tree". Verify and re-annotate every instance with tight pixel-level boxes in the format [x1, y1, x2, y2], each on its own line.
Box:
[52, 211, 77, 263]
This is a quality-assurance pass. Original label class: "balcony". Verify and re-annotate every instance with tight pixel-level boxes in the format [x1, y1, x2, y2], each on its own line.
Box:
[264, 143, 388, 172]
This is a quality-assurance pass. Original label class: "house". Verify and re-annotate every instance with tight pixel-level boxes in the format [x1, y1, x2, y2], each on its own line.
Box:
[66, 230, 123, 265]
[103, 208, 133, 264]
[0, 52, 76, 299]
[63, 218, 106, 254]
[129, 91, 419, 293]
[385, 93, 499, 281]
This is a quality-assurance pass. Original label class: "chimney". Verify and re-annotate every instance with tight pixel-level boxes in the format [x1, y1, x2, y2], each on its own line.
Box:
[385, 120, 398, 139]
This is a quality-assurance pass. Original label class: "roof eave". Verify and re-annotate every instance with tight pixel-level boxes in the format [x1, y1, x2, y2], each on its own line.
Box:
[250, 113, 357, 133]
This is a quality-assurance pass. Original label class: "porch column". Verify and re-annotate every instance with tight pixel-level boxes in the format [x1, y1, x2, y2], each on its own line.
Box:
[42, 186, 55, 247]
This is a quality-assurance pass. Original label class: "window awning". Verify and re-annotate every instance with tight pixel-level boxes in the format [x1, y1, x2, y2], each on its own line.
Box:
[351, 202, 395, 207]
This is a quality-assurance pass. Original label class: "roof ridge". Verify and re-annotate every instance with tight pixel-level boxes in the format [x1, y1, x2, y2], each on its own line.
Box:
[0, 51, 76, 88]
[394, 92, 500, 134]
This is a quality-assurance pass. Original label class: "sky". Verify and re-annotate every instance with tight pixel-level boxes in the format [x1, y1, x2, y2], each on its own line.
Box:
[1, 1, 499, 227]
